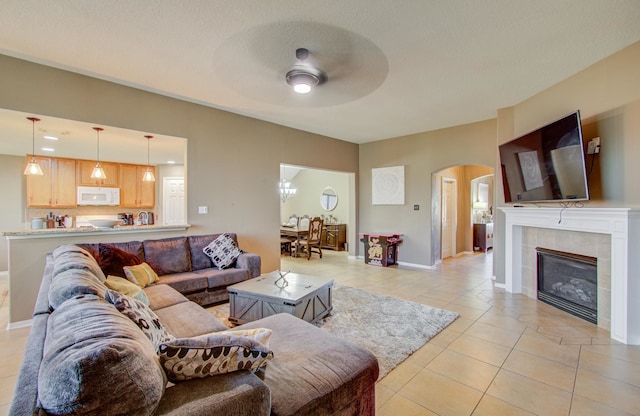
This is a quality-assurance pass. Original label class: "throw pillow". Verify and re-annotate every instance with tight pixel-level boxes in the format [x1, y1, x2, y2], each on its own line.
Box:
[104, 289, 173, 350]
[123, 262, 159, 288]
[97, 243, 142, 278]
[202, 233, 244, 270]
[105, 275, 150, 305]
[158, 329, 274, 382]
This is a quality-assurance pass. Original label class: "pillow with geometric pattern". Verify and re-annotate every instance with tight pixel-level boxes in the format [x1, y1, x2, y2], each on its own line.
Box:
[104, 289, 173, 350]
[202, 233, 244, 270]
[158, 328, 274, 382]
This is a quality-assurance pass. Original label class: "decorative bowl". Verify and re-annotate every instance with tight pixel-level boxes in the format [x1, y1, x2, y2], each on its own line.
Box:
[89, 220, 121, 228]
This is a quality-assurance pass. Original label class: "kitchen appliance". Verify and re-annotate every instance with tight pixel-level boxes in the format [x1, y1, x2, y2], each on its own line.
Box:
[77, 186, 120, 206]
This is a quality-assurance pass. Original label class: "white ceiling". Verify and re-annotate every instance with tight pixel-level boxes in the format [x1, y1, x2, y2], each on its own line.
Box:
[0, 0, 639, 156]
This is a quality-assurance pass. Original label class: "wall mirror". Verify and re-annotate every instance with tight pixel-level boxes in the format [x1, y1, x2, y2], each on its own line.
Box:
[320, 187, 338, 211]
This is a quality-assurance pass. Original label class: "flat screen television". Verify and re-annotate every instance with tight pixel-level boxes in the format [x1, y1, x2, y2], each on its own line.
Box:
[499, 110, 589, 203]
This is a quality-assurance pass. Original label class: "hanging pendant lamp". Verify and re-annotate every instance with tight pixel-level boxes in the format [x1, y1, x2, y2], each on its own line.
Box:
[24, 117, 44, 176]
[142, 135, 155, 182]
[90, 127, 107, 180]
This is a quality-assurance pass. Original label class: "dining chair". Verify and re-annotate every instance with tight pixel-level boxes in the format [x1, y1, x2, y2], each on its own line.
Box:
[296, 216, 323, 260]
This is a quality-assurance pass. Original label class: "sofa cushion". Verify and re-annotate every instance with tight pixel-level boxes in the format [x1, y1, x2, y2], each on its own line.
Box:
[123, 262, 160, 287]
[144, 284, 189, 310]
[158, 329, 274, 382]
[193, 267, 250, 289]
[203, 233, 244, 270]
[158, 271, 209, 294]
[38, 294, 166, 416]
[49, 268, 107, 309]
[154, 301, 229, 337]
[97, 243, 143, 278]
[52, 244, 94, 260]
[105, 275, 150, 305]
[52, 251, 106, 282]
[105, 289, 174, 349]
[143, 237, 192, 275]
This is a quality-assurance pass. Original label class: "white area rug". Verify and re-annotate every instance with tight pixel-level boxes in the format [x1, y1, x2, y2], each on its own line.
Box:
[209, 284, 459, 380]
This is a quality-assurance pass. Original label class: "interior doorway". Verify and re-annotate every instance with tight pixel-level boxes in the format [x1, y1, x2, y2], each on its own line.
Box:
[441, 177, 457, 259]
[163, 177, 185, 225]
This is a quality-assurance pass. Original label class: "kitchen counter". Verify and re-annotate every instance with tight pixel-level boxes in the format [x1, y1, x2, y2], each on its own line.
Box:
[3, 224, 190, 239]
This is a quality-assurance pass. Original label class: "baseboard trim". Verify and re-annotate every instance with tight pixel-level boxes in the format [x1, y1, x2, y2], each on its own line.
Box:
[397, 261, 436, 270]
[6, 319, 32, 331]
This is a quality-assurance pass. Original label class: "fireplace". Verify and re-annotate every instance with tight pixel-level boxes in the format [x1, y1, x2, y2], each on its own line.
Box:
[536, 248, 597, 324]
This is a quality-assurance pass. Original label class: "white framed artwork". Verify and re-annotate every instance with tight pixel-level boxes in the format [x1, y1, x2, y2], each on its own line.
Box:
[372, 165, 405, 205]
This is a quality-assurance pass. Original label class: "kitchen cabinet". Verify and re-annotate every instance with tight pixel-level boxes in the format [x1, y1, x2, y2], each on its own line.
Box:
[120, 164, 155, 208]
[473, 223, 493, 252]
[27, 157, 77, 207]
[321, 224, 347, 251]
[77, 160, 119, 187]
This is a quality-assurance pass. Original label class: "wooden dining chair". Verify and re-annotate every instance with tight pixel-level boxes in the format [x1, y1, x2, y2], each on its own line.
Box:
[297, 216, 323, 260]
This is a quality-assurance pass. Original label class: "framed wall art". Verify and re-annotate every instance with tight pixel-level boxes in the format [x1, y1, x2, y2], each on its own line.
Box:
[372, 165, 405, 205]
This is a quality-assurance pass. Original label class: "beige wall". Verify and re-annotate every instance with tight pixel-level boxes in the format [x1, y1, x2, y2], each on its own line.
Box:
[0, 54, 358, 323]
[0, 155, 26, 271]
[359, 119, 497, 267]
[493, 41, 640, 284]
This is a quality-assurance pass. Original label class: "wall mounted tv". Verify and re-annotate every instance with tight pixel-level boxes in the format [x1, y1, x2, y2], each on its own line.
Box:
[499, 110, 589, 203]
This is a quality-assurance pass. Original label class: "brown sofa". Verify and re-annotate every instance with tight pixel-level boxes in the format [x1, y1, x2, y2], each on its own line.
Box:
[78, 233, 261, 305]
[10, 240, 378, 416]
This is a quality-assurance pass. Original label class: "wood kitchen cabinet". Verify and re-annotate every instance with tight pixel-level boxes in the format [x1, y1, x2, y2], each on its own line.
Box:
[26, 157, 77, 207]
[473, 223, 494, 252]
[119, 164, 155, 208]
[77, 160, 119, 187]
[321, 224, 347, 251]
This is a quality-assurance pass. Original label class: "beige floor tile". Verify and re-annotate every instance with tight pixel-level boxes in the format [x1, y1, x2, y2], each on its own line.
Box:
[375, 383, 395, 408]
[472, 395, 536, 416]
[502, 349, 576, 392]
[574, 368, 640, 415]
[487, 370, 572, 416]
[447, 334, 512, 367]
[464, 321, 524, 348]
[399, 368, 483, 416]
[426, 349, 499, 392]
[514, 333, 580, 367]
[377, 394, 438, 416]
[0, 374, 17, 407]
[583, 344, 640, 365]
[428, 327, 461, 348]
[570, 395, 635, 416]
[402, 342, 443, 369]
[0, 403, 9, 416]
[378, 358, 423, 392]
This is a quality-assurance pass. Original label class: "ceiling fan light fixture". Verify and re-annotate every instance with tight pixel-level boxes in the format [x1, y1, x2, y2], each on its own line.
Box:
[286, 48, 326, 94]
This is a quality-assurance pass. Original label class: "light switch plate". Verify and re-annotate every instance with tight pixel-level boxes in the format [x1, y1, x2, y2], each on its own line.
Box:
[198, 206, 208, 214]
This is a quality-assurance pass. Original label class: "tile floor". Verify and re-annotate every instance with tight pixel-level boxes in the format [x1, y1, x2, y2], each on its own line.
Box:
[2, 251, 640, 415]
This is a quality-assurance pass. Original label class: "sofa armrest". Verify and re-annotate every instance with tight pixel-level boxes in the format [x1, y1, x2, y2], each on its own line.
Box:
[235, 253, 261, 278]
[155, 371, 270, 416]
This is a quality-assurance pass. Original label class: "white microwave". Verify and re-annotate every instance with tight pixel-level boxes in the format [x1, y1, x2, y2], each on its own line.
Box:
[77, 186, 120, 206]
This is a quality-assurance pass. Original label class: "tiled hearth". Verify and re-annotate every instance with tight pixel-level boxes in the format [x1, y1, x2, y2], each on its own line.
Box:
[500, 207, 640, 345]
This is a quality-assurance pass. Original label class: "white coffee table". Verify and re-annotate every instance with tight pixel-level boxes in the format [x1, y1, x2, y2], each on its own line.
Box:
[227, 271, 333, 325]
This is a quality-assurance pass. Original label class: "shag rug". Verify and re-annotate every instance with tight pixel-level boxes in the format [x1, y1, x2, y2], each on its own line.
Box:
[209, 285, 459, 380]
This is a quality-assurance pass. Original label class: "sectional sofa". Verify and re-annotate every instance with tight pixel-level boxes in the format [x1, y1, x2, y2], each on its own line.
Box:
[10, 235, 379, 415]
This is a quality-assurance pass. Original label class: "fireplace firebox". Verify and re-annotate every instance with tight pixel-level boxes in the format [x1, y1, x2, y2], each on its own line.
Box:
[536, 247, 597, 324]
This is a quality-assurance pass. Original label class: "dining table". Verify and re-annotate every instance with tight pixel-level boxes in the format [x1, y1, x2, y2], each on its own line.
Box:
[280, 225, 308, 257]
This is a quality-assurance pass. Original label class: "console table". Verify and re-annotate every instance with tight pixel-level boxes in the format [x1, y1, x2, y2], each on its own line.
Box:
[321, 224, 346, 251]
[359, 233, 403, 267]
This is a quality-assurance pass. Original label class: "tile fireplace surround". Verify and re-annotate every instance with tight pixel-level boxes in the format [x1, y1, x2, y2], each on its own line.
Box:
[500, 206, 640, 345]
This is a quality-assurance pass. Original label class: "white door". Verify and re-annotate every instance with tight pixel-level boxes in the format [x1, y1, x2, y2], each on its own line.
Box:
[163, 177, 185, 225]
[441, 178, 457, 259]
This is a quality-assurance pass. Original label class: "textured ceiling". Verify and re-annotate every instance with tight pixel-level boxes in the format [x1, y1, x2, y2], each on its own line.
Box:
[0, 0, 639, 152]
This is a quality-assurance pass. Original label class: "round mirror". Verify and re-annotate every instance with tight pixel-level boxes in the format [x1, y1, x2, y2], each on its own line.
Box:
[320, 187, 338, 211]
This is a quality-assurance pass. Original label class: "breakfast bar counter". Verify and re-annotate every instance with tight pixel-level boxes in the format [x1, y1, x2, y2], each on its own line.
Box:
[3, 224, 190, 239]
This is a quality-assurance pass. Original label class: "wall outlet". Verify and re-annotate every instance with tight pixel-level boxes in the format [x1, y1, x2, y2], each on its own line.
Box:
[587, 137, 600, 154]
[198, 206, 208, 214]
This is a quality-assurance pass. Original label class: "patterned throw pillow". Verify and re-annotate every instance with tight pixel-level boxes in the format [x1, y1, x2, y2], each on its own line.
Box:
[104, 289, 173, 350]
[202, 233, 244, 270]
[158, 328, 274, 382]
[123, 262, 159, 288]
[105, 275, 150, 305]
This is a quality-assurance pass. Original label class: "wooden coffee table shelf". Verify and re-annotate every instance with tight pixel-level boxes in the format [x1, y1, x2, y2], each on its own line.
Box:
[227, 272, 333, 325]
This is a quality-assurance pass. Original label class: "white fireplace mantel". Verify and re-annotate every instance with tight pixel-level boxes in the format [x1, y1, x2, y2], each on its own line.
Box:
[499, 206, 640, 345]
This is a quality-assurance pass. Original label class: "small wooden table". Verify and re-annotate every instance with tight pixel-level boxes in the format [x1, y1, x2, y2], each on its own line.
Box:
[227, 272, 333, 325]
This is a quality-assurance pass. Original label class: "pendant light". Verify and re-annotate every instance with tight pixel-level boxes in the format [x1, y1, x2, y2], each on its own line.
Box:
[24, 117, 44, 176]
[90, 127, 107, 180]
[142, 135, 155, 182]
